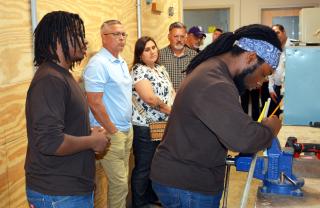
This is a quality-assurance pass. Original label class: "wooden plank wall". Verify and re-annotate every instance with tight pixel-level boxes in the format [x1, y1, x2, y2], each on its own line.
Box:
[0, 0, 182, 207]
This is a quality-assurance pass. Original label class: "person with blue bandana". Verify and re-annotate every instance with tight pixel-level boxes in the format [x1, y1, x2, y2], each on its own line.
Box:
[150, 24, 283, 208]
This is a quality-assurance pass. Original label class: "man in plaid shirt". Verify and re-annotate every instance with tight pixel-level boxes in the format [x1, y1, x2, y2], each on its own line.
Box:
[159, 22, 197, 91]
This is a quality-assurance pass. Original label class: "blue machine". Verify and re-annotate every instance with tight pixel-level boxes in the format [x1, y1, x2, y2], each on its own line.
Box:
[284, 46, 320, 125]
[233, 138, 304, 196]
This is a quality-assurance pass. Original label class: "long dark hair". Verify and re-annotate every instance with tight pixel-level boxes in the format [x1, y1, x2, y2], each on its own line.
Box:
[133, 36, 159, 66]
[33, 11, 86, 68]
[185, 24, 282, 74]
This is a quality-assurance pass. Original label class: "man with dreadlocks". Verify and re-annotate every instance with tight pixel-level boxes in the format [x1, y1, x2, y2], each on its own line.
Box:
[25, 11, 110, 208]
[150, 24, 283, 207]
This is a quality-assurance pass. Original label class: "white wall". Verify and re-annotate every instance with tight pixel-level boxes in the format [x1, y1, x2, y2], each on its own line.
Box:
[183, 0, 320, 31]
[184, 9, 229, 32]
[183, 0, 240, 31]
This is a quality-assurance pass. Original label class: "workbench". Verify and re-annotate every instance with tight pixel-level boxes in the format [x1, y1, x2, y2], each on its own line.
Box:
[255, 125, 320, 208]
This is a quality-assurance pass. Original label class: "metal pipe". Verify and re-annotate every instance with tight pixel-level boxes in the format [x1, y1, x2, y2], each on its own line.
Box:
[280, 172, 285, 184]
[283, 173, 298, 186]
[30, 0, 37, 70]
[222, 157, 235, 208]
[222, 163, 231, 208]
[240, 154, 257, 208]
[136, 0, 142, 38]
[30, 0, 38, 32]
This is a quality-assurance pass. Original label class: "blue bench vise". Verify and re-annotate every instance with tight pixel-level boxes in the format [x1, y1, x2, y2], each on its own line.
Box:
[232, 138, 305, 196]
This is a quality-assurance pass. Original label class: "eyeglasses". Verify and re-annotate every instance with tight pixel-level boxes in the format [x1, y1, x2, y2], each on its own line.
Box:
[173, 35, 186, 40]
[104, 32, 128, 38]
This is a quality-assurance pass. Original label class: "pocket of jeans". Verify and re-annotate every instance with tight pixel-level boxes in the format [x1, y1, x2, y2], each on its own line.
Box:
[27, 197, 45, 208]
[152, 184, 180, 207]
[52, 195, 92, 208]
[156, 191, 180, 207]
[52, 196, 71, 208]
[26, 189, 45, 208]
[27, 198, 45, 208]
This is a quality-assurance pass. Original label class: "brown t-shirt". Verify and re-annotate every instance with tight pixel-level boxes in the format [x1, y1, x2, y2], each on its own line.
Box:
[150, 57, 273, 195]
[25, 61, 94, 195]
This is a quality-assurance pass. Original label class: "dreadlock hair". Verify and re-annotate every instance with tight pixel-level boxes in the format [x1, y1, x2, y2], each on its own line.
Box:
[133, 36, 159, 66]
[185, 24, 282, 74]
[33, 11, 86, 68]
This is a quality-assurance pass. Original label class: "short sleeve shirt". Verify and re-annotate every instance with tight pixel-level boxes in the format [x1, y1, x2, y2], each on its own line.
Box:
[131, 63, 175, 126]
[83, 48, 132, 131]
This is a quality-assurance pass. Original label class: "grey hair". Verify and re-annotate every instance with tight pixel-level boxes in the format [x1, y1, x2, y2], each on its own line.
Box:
[169, 21, 186, 31]
[100, 20, 122, 30]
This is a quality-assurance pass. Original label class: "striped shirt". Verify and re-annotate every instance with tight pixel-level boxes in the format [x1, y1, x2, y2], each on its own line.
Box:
[159, 46, 197, 91]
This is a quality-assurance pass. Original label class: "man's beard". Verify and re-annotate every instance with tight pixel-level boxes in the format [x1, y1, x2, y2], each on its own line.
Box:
[174, 43, 184, 50]
[233, 62, 261, 95]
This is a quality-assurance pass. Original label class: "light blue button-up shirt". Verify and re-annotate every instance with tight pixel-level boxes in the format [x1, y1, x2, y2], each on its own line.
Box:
[83, 48, 132, 131]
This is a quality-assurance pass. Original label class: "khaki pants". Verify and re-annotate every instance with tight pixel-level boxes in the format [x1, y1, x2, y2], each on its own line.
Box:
[100, 127, 133, 208]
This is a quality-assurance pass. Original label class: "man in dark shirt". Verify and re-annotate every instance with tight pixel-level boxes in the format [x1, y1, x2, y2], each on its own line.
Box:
[25, 11, 110, 208]
[151, 24, 283, 208]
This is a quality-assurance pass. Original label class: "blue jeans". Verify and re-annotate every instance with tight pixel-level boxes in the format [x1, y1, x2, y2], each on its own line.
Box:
[131, 125, 160, 207]
[152, 181, 222, 208]
[26, 188, 94, 208]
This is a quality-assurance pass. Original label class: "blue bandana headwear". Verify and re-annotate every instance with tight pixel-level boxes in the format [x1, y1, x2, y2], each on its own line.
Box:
[234, 37, 281, 69]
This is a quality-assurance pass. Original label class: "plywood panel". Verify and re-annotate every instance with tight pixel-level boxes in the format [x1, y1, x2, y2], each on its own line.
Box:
[36, 0, 182, 72]
[0, 145, 9, 208]
[6, 138, 28, 208]
[0, 0, 34, 85]
[0, 117, 4, 146]
[37, 0, 138, 79]
[0, 82, 29, 144]
[100, 0, 138, 66]
[142, 0, 182, 49]
[94, 161, 108, 208]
